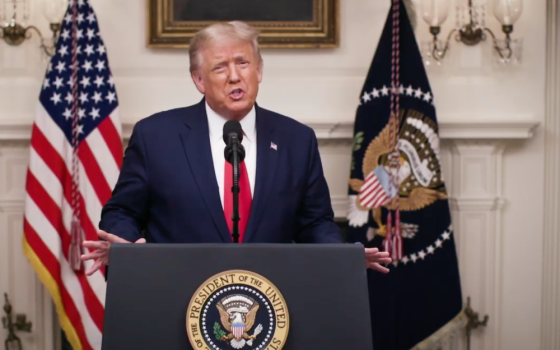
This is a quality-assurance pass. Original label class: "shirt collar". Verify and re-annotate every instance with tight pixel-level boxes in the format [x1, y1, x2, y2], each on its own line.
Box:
[206, 102, 256, 143]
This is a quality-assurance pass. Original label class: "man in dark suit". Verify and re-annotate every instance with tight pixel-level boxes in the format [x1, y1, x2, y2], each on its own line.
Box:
[81, 21, 391, 275]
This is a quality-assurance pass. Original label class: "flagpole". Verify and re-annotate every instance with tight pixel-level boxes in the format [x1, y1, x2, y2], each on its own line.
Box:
[385, 0, 403, 261]
[68, 0, 83, 272]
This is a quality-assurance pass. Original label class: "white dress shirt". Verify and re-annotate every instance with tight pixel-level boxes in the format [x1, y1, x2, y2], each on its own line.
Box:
[206, 102, 257, 209]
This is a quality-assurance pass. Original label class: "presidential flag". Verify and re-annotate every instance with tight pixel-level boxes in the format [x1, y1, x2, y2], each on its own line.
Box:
[346, 1, 465, 349]
[22, 0, 122, 349]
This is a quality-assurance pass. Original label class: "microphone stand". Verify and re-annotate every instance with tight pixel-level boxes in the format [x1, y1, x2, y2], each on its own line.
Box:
[231, 139, 240, 243]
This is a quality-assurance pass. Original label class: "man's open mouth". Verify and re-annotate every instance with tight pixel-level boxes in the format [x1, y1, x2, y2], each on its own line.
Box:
[229, 89, 245, 100]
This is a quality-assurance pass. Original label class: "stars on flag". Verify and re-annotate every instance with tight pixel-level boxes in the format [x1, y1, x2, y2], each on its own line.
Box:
[39, 4, 118, 144]
[359, 84, 436, 106]
[79, 76, 91, 88]
[82, 60, 93, 72]
[76, 12, 85, 24]
[66, 77, 75, 88]
[53, 77, 64, 89]
[60, 29, 70, 41]
[86, 28, 96, 40]
[423, 91, 432, 102]
[387, 226, 454, 268]
[86, 12, 96, 24]
[50, 92, 62, 105]
[406, 85, 414, 96]
[79, 92, 89, 104]
[59, 45, 69, 57]
[55, 61, 66, 73]
[95, 59, 106, 71]
[106, 91, 117, 103]
[63, 108, 72, 120]
[90, 107, 100, 119]
[91, 91, 103, 104]
[94, 75, 105, 87]
[361, 91, 371, 103]
[381, 85, 389, 96]
[84, 44, 95, 56]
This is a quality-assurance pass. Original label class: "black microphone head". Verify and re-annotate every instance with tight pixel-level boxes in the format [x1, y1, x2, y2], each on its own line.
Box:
[223, 120, 243, 144]
[224, 143, 246, 163]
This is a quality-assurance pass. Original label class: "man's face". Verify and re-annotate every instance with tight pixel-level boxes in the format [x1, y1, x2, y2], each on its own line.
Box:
[192, 39, 262, 120]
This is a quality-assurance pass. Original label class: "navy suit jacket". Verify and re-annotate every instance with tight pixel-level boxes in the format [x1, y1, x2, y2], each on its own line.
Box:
[99, 99, 343, 244]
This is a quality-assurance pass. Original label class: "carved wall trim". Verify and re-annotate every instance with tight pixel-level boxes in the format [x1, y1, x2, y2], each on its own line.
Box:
[541, 0, 560, 349]
[449, 141, 507, 350]
[0, 120, 539, 141]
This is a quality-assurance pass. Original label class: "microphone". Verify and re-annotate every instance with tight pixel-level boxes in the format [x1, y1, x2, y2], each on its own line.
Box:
[223, 120, 246, 163]
[222, 120, 245, 243]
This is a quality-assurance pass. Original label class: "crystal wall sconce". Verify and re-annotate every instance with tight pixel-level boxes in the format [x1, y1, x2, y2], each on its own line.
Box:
[0, 0, 68, 57]
[420, 0, 523, 66]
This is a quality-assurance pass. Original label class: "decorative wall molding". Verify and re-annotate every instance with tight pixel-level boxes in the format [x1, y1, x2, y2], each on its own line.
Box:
[0, 120, 540, 142]
[449, 197, 505, 212]
[0, 141, 53, 350]
[449, 141, 507, 350]
[330, 196, 348, 219]
[541, 0, 560, 349]
[0, 121, 34, 141]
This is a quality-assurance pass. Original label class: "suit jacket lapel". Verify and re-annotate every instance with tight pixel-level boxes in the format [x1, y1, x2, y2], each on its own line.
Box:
[179, 100, 231, 242]
[243, 106, 278, 242]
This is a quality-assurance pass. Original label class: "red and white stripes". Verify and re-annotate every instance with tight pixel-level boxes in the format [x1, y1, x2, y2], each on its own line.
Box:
[24, 104, 122, 350]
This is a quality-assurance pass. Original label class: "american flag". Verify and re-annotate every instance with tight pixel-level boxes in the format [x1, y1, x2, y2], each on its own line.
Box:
[22, 1, 121, 349]
[358, 165, 396, 209]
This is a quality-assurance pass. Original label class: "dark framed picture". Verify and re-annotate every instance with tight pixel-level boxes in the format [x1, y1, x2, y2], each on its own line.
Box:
[147, 0, 339, 48]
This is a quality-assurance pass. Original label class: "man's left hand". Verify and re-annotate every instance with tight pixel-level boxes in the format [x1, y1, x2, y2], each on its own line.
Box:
[365, 248, 392, 273]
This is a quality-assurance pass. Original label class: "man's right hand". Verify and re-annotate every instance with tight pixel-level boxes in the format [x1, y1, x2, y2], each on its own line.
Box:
[81, 229, 146, 276]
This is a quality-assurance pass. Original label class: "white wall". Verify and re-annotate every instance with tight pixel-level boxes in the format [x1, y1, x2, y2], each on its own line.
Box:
[0, 0, 548, 350]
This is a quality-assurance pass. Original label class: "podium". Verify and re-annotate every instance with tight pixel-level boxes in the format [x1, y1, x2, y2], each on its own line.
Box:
[101, 243, 373, 350]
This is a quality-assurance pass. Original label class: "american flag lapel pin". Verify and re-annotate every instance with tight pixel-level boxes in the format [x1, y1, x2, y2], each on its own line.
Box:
[270, 142, 277, 151]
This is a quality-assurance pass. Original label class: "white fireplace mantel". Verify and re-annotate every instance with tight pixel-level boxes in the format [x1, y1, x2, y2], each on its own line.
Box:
[0, 119, 540, 141]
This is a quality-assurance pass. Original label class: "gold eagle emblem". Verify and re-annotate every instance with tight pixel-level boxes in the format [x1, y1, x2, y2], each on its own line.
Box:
[216, 294, 261, 347]
[350, 110, 448, 213]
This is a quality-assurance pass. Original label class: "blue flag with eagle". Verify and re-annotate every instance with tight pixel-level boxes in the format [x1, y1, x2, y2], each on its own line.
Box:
[346, 1, 465, 349]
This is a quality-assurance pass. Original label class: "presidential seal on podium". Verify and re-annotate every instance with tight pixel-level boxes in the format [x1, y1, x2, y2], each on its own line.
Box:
[187, 270, 289, 350]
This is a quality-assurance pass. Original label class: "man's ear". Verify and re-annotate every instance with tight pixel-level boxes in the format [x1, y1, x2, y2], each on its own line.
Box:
[191, 70, 205, 94]
[257, 61, 263, 83]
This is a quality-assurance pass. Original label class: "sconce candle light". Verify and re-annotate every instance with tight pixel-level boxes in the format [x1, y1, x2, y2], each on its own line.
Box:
[421, 0, 523, 66]
[0, 0, 68, 57]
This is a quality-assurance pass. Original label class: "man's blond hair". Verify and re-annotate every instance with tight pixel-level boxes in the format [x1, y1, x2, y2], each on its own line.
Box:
[189, 21, 262, 73]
